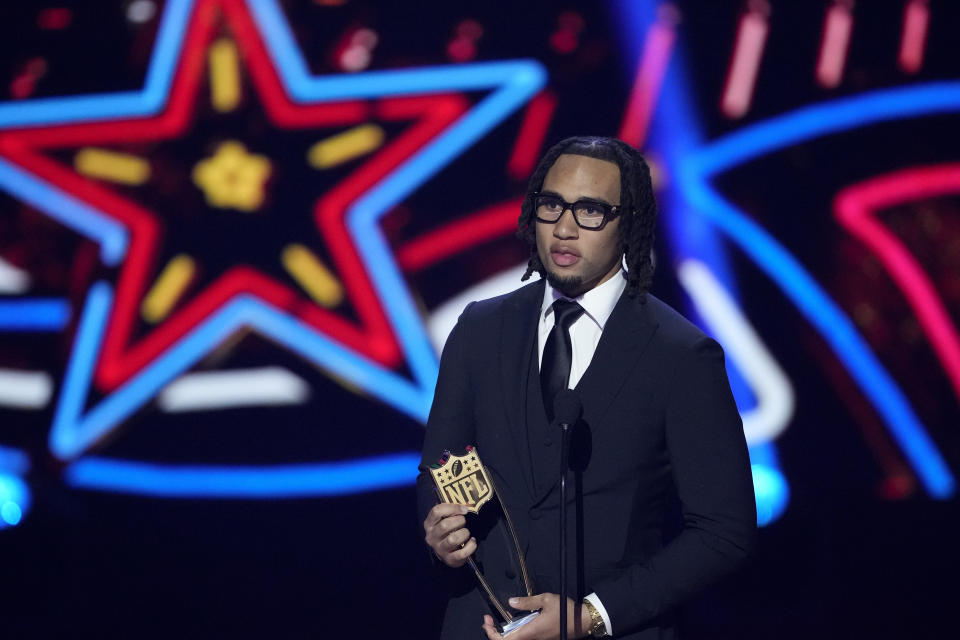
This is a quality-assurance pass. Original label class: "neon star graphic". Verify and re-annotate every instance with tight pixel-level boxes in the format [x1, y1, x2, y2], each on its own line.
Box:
[676, 83, 960, 498]
[0, 0, 545, 492]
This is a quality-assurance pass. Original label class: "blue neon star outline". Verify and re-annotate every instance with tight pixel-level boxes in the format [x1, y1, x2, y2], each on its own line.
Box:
[0, 0, 545, 495]
[614, 0, 951, 511]
[677, 83, 960, 498]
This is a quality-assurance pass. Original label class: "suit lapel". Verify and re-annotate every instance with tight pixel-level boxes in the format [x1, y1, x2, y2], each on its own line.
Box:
[499, 280, 545, 501]
[576, 292, 659, 426]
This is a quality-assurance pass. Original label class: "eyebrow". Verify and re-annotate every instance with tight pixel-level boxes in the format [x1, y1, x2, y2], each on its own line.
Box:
[538, 190, 616, 206]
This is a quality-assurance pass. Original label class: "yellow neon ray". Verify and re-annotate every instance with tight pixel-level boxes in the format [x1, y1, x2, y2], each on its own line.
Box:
[281, 244, 344, 308]
[74, 148, 151, 185]
[209, 38, 241, 112]
[141, 254, 196, 323]
[307, 124, 385, 169]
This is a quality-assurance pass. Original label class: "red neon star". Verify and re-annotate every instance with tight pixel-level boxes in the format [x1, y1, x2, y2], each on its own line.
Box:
[0, 0, 467, 391]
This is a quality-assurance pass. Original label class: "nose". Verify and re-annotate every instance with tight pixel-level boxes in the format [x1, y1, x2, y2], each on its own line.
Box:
[552, 206, 579, 239]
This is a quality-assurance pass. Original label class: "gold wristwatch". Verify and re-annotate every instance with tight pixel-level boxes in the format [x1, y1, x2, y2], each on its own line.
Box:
[582, 598, 608, 637]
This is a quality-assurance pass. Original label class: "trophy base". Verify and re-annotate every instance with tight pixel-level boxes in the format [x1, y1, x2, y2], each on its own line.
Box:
[498, 609, 540, 636]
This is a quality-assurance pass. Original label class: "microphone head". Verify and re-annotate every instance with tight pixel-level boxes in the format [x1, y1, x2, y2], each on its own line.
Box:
[553, 389, 583, 426]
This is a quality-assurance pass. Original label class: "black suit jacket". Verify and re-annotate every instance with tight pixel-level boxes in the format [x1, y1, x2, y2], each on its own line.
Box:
[417, 280, 756, 639]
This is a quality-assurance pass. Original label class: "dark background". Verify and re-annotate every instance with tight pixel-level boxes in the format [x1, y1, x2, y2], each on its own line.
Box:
[0, 1, 957, 637]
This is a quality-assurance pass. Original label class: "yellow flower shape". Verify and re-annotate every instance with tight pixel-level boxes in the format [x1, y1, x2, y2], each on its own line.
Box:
[192, 140, 272, 212]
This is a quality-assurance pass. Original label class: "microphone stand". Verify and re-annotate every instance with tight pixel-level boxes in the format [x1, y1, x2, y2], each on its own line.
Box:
[552, 390, 581, 640]
[559, 418, 570, 640]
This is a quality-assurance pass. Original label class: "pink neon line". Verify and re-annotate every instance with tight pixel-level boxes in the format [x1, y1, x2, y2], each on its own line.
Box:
[507, 91, 557, 180]
[834, 165, 960, 401]
[395, 198, 522, 272]
[816, 3, 854, 88]
[721, 9, 769, 119]
[617, 17, 675, 148]
[898, 0, 929, 74]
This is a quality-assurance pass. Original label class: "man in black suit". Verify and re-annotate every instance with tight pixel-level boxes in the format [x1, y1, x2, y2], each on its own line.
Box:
[418, 136, 756, 639]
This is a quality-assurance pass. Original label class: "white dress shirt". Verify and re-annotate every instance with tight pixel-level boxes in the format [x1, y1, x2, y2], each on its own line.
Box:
[537, 270, 627, 386]
[536, 270, 626, 635]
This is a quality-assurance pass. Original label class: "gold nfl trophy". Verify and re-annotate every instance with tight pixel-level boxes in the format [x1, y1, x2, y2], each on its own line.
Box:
[429, 446, 540, 635]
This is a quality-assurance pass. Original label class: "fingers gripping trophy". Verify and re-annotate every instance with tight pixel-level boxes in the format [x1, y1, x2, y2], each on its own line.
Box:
[428, 446, 540, 635]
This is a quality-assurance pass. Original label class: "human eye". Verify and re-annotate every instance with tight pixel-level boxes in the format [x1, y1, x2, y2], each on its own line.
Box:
[576, 201, 606, 218]
[538, 195, 563, 211]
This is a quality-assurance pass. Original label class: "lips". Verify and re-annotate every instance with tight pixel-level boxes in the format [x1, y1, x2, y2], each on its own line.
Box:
[550, 245, 580, 267]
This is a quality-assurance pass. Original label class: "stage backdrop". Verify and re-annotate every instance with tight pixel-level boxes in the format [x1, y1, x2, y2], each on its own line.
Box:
[0, 0, 956, 637]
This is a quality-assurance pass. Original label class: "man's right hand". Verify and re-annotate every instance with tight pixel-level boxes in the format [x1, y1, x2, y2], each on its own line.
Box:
[423, 503, 477, 568]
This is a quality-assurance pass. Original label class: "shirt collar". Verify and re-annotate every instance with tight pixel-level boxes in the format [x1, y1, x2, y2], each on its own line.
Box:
[540, 270, 627, 330]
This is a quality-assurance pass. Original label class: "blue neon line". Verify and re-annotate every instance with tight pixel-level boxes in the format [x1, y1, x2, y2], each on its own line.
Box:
[611, 0, 783, 523]
[64, 452, 420, 498]
[0, 94, 155, 128]
[649, 63, 754, 407]
[140, 0, 194, 111]
[356, 71, 545, 214]
[244, 0, 311, 90]
[691, 82, 960, 176]
[610, 0, 754, 409]
[0, 157, 128, 265]
[347, 225, 439, 393]
[751, 461, 789, 527]
[51, 293, 433, 459]
[283, 61, 549, 101]
[0, 445, 29, 475]
[351, 68, 546, 392]
[249, 0, 546, 101]
[0, 0, 193, 128]
[54, 294, 258, 458]
[50, 282, 113, 457]
[679, 164, 955, 498]
[0, 299, 70, 330]
[240, 299, 433, 420]
[748, 441, 780, 468]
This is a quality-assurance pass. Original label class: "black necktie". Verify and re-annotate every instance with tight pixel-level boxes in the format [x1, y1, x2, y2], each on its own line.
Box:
[540, 299, 585, 422]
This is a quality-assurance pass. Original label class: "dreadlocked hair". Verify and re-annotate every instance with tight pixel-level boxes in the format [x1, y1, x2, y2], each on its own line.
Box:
[517, 136, 657, 298]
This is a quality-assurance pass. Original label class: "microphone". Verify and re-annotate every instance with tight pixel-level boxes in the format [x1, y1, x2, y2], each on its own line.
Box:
[552, 389, 581, 640]
[553, 389, 582, 429]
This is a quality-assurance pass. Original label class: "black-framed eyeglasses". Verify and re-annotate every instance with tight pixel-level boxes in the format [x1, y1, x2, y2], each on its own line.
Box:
[532, 192, 622, 230]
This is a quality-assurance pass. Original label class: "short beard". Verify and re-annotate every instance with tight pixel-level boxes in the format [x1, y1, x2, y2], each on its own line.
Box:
[543, 270, 584, 298]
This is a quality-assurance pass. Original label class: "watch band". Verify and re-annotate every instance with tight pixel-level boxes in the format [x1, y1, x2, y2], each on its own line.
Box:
[582, 598, 608, 637]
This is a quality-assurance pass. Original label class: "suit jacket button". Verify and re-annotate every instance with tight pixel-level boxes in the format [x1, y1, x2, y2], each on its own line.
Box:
[505, 568, 516, 580]
[529, 507, 541, 520]
[543, 437, 553, 447]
